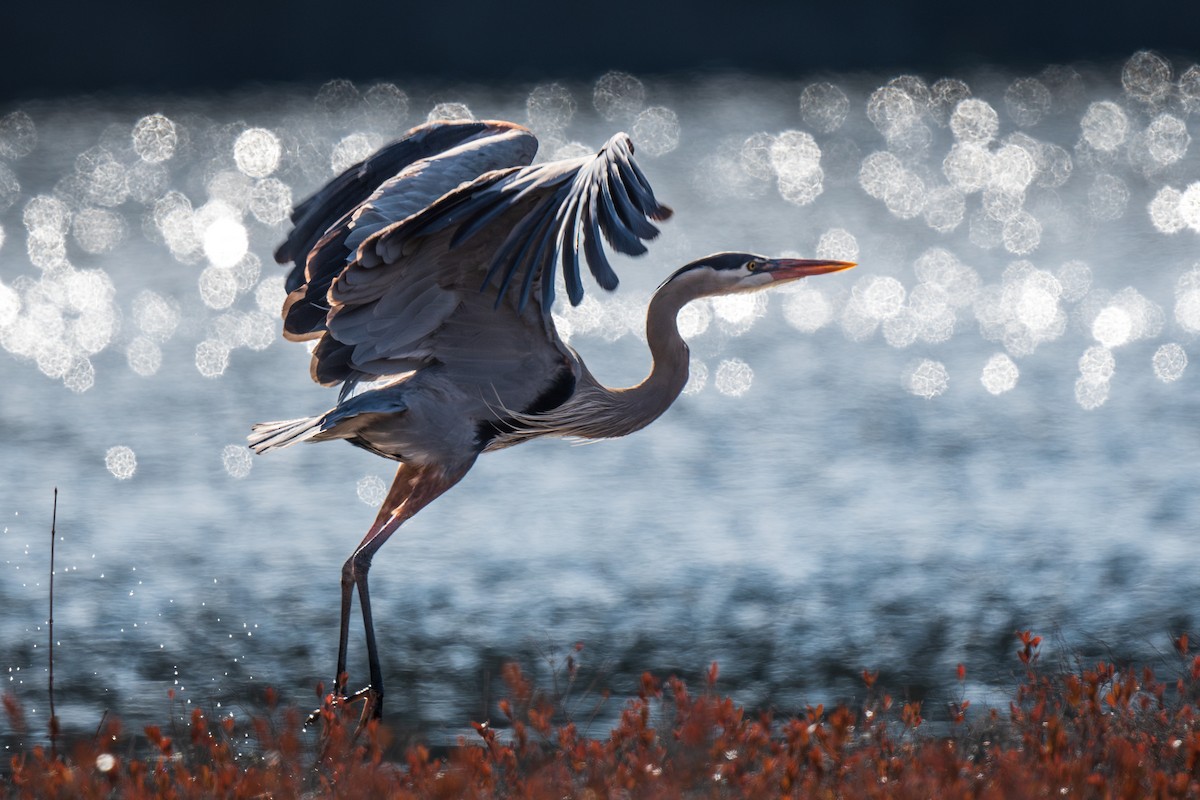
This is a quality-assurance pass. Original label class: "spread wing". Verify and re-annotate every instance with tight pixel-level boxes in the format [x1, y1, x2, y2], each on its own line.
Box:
[278, 119, 538, 337]
[282, 131, 672, 404]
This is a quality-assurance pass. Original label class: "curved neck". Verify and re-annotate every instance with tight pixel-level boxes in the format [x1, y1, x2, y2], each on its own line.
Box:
[599, 279, 692, 436]
[494, 280, 698, 447]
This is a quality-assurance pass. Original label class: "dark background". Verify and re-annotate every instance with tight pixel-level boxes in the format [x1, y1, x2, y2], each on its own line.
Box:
[3, 0, 1197, 102]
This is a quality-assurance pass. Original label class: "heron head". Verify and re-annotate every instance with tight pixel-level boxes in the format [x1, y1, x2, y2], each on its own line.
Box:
[662, 251, 855, 298]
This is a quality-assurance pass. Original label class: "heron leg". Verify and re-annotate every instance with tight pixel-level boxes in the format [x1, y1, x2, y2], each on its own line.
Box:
[335, 461, 471, 719]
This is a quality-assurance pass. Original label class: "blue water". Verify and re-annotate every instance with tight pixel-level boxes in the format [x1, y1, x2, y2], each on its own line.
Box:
[2, 60, 1199, 745]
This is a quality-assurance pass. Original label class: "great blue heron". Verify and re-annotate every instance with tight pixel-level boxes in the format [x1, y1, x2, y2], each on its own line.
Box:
[250, 119, 854, 720]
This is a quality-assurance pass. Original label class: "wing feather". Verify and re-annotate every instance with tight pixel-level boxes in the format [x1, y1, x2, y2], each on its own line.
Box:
[280, 129, 671, 395]
[279, 121, 536, 337]
[277, 120, 518, 290]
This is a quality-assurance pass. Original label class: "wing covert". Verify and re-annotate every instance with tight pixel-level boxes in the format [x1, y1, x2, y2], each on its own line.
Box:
[363, 132, 672, 312]
[279, 120, 537, 340]
[276, 119, 525, 290]
[287, 130, 672, 396]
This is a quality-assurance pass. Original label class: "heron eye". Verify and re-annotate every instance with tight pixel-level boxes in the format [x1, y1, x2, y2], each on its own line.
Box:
[746, 261, 758, 272]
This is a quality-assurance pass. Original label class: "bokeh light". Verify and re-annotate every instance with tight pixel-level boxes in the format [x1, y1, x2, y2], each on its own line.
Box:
[104, 445, 137, 480]
[714, 358, 753, 397]
[906, 359, 949, 398]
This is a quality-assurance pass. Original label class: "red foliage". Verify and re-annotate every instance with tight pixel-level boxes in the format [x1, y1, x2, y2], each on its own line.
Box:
[5, 630, 1200, 798]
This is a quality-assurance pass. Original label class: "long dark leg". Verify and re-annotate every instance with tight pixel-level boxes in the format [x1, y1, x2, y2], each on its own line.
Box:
[335, 461, 471, 719]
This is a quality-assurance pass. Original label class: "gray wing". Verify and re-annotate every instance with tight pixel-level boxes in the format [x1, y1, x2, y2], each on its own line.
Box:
[365, 132, 673, 311]
[278, 120, 537, 339]
[304, 132, 672, 403]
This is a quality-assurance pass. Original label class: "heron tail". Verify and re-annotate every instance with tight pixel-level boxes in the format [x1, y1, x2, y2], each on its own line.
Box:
[248, 414, 325, 454]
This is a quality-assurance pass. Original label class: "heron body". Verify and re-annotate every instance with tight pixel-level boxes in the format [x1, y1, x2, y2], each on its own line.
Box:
[250, 119, 853, 719]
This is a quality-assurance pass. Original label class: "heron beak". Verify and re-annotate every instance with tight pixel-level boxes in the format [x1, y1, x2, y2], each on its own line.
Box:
[762, 258, 856, 282]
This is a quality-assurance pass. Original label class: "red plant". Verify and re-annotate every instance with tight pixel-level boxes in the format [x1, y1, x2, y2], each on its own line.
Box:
[5, 629, 1200, 798]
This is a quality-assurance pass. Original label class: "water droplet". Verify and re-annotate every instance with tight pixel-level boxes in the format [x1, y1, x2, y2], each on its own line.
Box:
[981, 353, 1019, 394]
[1004, 78, 1051, 127]
[221, 445, 253, 479]
[714, 358, 753, 397]
[526, 83, 576, 132]
[930, 78, 971, 126]
[72, 208, 126, 254]
[867, 85, 919, 139]
[254, 275, 286, 315]
[711, 292, 767, 336]
[1002, 211, 1041, 255]
[677, 301, 711, 338]
[1122, 50, 1172, 106]
[357, 475, 386, 506]
[132, 290, 180, 341]
[1092, 306, 1133, 347]
[1080, 101, 1129, 152]
[248, 178, 292, 227]
[1149, 186, 1185, 233]
[36, 339, 72, 379]
[632, 107, 680, 157]
[1079, 345, 1115, 380]
[0, 110, 37, 159]
[201, 217, 248, 268]
[75, 147, 128, 207]
[1056, 261, 1092, 303]
[364, 83, 409, 124]
[783, 286, 834, 333]
[131, 114, 178, 164]
[950, 99, 999, 144]
[882, 309, 919, 348]
[234, 128, 282, 178]
[990, 143, 1036, 192]
[800, 82, 849, 133]
[593, 71, 646, 122]
[859, 150, 903, 199]
[1144, 114, 1190, 166]
[1032, 142, 1073, 188]
[195, 340, 231, 378]
[942, 143, 992, 194]
[983, 187, 1024, 222]
[198, 266, 238, 309]
[1152, 343, 1187, 382]
[155, 196, 200, 262]
[913, 248, 979, 307]
[105, 446, 137, 480]
[908, 284, 956, 343]
[330, 132, 380, 173]
[815, 228, 859, 262]
[426, 102, 474, 123]
[922, 185, 966, 233]
[906, 359, 948, 398]
[771, 130, 823, 205]
[126, 337, 162, 376]
[24, 194, 71, 236]
[883, 170, 926, 219]
[1074, 375, 1110, 410]
[315, 79, 360, 114]
[856, 276, 906, 319]
[1088, 173, 1129, 220]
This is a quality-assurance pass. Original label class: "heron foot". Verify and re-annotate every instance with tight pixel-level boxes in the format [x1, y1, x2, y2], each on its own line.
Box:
[305, 685, 381, 731]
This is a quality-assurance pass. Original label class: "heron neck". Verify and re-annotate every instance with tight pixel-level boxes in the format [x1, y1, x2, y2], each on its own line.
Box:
[606, 280, 692, 434]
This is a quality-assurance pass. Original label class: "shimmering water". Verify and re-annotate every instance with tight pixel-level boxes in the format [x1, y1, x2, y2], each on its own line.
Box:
[3, 56, 1200, 744]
